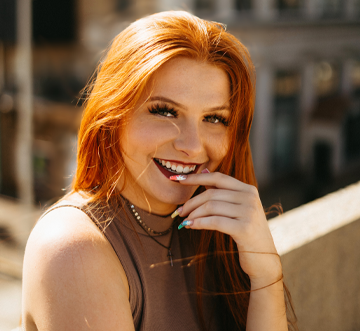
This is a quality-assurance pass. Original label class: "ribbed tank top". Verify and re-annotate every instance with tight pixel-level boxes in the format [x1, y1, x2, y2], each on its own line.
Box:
[44, 193, 222, 331]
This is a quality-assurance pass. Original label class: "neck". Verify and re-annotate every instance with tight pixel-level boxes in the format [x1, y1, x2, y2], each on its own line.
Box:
[118, 183, 177, 216]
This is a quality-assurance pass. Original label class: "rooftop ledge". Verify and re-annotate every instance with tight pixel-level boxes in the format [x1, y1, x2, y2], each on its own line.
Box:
[269, 180, 360, 256]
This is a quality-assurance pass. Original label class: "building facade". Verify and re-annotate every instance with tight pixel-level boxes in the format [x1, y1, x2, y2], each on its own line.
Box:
[1, 0, 360, 210]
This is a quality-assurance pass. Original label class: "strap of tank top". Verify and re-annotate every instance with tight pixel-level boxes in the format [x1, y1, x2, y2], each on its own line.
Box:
[39, 201, 96, 224]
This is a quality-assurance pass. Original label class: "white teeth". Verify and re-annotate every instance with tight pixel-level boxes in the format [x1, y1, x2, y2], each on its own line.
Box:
[157, 159, 197, 174]
[176, 165, 183, 173]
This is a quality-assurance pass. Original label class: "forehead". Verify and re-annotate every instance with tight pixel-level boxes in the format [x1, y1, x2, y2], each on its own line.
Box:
[144, 57, 230, 107]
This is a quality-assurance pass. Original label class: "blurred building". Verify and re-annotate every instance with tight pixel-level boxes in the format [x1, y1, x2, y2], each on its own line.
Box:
[0, 0, 360, 211]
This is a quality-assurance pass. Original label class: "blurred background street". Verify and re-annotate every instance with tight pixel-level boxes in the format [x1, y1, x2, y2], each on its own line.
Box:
[1, 0, 360, 330]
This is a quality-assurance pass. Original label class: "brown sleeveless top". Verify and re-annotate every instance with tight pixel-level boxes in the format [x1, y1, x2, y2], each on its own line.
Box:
[44, 193, 222, 331]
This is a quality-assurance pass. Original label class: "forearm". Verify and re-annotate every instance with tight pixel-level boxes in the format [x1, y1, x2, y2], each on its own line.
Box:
[246, 277, 288, 331]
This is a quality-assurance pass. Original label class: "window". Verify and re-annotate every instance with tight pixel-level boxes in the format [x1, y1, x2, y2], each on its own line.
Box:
[272, 70, 301, 175]
[355, 0, 360, 16]
[235, 0, 252, 11]
[195, 0, 215, 11]
[32, 0, 76, 44]
[116, 0, 131, 11]
[0, 0, 16, 43]
[277, 0, 301, 17]
[314, 141, 333, 183]
[321, 0, 343, 18]
[277, 0, 301, 11]
[345, 111, 360, 161]
[352, 60, 360, 96]
[345, 60, 360, 161]
[314, 61, 340, 97]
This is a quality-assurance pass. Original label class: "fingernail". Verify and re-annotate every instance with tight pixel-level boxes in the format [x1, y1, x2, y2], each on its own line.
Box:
[170, 175, 187, 181]
[178, 220, 193, 230]
[171, 206, 183, 218]
[201, 168, 210, 174]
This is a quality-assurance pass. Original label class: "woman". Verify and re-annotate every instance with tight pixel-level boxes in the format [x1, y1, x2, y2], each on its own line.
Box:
[22, 11, 297, 331]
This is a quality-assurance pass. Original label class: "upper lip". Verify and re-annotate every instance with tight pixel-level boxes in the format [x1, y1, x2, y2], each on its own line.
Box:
[154, 158, 205, 166]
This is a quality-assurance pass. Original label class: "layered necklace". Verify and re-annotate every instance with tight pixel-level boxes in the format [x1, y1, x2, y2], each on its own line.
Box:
[125, 200, 176, 267]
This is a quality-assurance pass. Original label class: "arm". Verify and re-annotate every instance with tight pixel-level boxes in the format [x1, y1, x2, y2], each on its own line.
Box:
[174, 172, 288, 331]
[22, 207, 135, 331]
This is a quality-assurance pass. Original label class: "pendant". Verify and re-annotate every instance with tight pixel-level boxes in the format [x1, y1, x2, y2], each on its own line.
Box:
[167, 249, 174, 267]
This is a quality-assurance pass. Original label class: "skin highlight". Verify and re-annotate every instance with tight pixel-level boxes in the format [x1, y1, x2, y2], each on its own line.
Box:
[118, 57, 230, 215]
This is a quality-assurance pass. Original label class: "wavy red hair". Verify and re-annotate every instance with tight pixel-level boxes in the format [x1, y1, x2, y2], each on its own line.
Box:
[73, 11, 297, 330]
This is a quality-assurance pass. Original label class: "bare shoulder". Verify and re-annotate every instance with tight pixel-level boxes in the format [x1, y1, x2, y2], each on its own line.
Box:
[22, 206, 134, 331]
[26, 205, 110, 256]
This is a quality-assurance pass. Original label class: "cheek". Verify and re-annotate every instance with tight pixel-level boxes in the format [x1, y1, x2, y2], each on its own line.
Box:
[123, 119, 179, 157]
[206, 131, 230, 164]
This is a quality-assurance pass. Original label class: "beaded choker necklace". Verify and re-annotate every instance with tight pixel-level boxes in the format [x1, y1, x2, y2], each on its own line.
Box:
[128, 203, 174, 236]
[125, 200, 175, 267]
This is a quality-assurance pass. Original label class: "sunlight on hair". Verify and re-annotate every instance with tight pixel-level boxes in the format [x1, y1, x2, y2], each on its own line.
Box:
[142, 187, 152, 214]
[84, 316, 91, 328]
[107, 164, 126, 200]
[170, 118, 181, 135]
[135, 145, 159, 183]
[149, 250, 283, 294]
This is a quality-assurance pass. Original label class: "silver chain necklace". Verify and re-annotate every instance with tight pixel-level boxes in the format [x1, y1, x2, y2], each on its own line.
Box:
[128, 204, 174, 236]
[126, 201, 175, 267]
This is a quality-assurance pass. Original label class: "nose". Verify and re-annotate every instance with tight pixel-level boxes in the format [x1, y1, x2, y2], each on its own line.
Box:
[172, 121, 204, 158]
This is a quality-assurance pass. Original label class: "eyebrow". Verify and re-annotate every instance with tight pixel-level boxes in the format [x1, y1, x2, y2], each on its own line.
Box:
[147, 96, 230, 112]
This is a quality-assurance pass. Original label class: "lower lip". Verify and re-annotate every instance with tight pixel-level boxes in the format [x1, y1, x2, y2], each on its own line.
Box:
[153, 160, 198, 179]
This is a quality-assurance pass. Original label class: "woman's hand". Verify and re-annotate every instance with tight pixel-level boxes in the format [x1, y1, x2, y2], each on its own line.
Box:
[172, 170, 282, 287]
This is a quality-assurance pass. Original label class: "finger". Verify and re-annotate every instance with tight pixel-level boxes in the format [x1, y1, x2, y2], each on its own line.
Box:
[186, 200, 244, 221]
[180, 189, 252, 217]
[171, 172, 257, 194]
[184, 215, 241, 237]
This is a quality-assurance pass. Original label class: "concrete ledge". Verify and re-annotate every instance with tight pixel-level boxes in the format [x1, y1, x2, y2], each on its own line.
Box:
[269, 181, 360, 331]
[269, 181, 360, 256]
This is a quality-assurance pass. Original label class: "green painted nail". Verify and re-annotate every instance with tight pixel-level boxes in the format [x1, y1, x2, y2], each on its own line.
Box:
[178, 220, 193, 230]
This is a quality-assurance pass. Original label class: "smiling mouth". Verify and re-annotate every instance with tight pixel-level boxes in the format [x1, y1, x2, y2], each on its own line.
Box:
[153, 158, 199, 179]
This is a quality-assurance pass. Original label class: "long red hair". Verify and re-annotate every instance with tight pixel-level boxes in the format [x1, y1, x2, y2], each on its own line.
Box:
[73, 11, 297, 330]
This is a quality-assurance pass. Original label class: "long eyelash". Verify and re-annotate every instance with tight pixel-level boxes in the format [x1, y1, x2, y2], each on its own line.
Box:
[206, 115, 230, 126]
[148, 103, 178, 118]
[148, 104, 229, 125]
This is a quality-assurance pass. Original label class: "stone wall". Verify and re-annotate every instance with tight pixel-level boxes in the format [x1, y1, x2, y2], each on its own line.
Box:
[269, 181, 360, 331]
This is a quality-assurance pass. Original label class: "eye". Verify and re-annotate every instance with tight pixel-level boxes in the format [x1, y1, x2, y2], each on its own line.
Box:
[148, 103, 178, 118]
[204, 115, 229, 126]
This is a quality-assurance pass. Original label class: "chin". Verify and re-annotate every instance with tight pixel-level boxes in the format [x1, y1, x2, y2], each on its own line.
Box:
[153, 186, 197, 206]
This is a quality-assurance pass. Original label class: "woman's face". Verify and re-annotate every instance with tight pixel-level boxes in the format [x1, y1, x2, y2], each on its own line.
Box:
[119, 57, 231, 215]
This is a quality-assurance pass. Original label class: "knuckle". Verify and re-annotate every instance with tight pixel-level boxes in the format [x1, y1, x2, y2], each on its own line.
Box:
[208, 216, 218, 228]
[206, 189, 216, 199]
[204, 201, 214, 213]
[214, 172, 222, 182]
[248, 185, 259, 197]
[248, 192, 260, 207]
